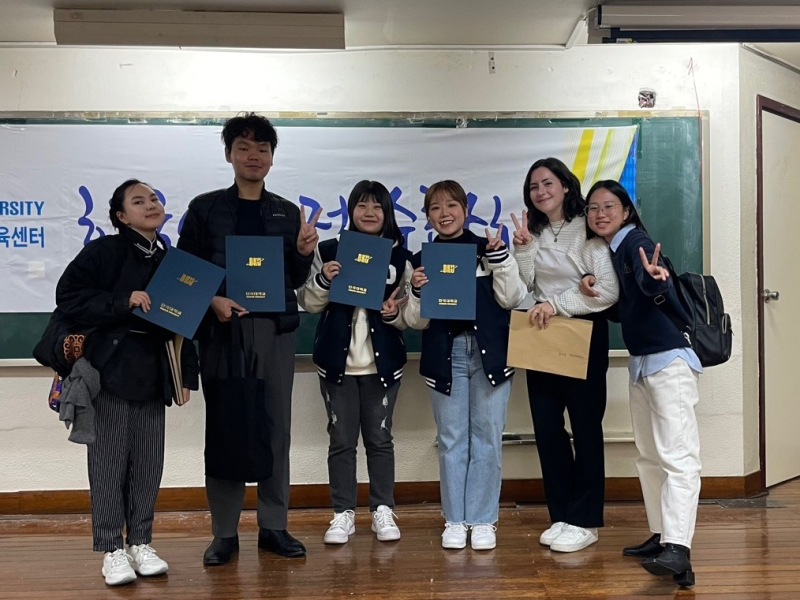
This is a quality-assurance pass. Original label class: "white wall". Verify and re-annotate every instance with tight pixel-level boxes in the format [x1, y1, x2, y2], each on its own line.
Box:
[738, 47, 800, 475]
[0, 43, 749, 493]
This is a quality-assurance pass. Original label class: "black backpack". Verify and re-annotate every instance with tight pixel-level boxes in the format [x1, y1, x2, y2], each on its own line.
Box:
[656, 256, 732, 368]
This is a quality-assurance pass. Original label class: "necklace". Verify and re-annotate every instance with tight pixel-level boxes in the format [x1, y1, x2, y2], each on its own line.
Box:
[548, 219, 566, 242]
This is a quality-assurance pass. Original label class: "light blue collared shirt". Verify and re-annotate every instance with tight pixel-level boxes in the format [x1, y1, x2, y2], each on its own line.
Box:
[609, 225, 703, 382]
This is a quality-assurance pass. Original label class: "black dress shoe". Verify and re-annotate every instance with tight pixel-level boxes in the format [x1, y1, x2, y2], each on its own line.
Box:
[642, 543, 695, 588]
[258, 528, 306, 558]
[203, 535, 239, 566]
[622, 533, 662, 558]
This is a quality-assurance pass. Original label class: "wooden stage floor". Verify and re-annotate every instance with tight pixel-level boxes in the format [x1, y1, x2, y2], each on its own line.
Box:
[2, 479, 800, 599]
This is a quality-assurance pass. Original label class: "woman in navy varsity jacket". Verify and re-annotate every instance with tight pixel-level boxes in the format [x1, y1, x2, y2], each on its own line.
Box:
[583, 180, 701, 588]
[403, 180, 526, 551]
[512, 158, 619, 555]
[297, 180, 412, 545]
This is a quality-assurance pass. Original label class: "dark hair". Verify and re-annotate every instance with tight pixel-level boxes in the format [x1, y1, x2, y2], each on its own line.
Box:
[522, 157, 585, 235]
[346, 180, 404, 246]
[108, 178, 152, 230]
[423, 180, 469, 214]
[584, 179, 647, 239]
[221, 112, 279, 153]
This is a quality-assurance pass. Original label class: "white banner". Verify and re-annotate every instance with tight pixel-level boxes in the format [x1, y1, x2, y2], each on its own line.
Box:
[0, 123, 636, 312]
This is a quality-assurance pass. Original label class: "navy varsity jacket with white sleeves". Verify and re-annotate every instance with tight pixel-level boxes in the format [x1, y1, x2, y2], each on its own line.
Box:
[297, 237, 413, 389]
[402, 229, 527, 396]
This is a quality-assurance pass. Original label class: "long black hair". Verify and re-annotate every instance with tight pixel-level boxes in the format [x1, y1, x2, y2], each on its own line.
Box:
[108, 178, 152, 230]
[346, 180, 404, 246]
[522, 157, 585, 235]
[584, 179, 647, 239]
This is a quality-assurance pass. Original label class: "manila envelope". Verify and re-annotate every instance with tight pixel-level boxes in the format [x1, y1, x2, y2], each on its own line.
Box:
[507, 312, 594, 380]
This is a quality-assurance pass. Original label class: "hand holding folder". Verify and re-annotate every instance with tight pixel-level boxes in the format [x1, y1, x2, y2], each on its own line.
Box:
[329, 230, 393, 310]
[506, 312, 594, 379]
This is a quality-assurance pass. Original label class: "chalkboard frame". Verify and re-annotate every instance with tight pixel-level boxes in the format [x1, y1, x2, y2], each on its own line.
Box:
[0, 110, 708, 361]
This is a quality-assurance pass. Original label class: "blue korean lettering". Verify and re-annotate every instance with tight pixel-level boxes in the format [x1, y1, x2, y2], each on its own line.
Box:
[390, 186, 417, 247]
[153, 188, 173, 247]
[77, 186, 106, 246]
[299, 196, 332, 230]
[326, 195, 349, 233]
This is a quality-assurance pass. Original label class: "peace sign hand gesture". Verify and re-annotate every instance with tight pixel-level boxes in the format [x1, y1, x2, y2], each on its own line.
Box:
[485, 224, 506, 251]
[381, 287, 407, 319]
[510, 211, 533, 246]
[639, 243, 670, 281]
[298, 205, 322, 257]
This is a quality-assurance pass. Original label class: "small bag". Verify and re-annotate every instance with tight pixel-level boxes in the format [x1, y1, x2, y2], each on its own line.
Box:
[33, 308, 95, 411]
[203, 313, 273, 482]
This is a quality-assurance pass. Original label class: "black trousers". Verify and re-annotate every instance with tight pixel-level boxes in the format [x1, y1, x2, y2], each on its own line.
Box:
[201, 316, 296, 536]
[526, 313, 609, 529]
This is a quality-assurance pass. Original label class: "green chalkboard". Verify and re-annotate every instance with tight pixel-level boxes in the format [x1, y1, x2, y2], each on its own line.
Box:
[0, 114, 702, 359]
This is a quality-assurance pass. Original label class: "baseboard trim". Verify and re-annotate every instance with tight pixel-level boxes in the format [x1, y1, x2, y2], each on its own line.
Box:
[0, 472, 765, 515]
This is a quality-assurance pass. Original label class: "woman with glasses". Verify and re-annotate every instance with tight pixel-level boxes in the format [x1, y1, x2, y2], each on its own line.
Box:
[582, 180, 700, 588]
[510, 157, 618, 553]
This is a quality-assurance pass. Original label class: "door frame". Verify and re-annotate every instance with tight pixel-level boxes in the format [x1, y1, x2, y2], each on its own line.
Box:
[757, 95, 800, 489]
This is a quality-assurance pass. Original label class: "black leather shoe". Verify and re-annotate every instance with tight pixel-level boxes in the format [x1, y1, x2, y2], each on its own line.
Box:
[203, 535, 239, 566]
[258, 529, 306, 558]
[642, 543, 695, 588]
[622, 533, 662, 558]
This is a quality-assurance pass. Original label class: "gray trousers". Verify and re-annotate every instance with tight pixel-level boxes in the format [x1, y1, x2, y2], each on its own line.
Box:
[203, 317, 295, 537]
[319, 375, 400, 512]
[87, 391, 165, 552]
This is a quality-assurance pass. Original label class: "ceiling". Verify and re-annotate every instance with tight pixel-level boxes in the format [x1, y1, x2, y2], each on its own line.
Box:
[1, 0, 800, 70]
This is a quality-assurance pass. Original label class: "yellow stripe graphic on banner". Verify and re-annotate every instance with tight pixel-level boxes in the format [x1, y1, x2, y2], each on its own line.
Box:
[593, 128, 615, 187]
[572, 129, 594, 185]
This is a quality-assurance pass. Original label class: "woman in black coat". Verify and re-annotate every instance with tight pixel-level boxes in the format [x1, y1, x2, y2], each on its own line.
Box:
[55, 179, 198, 587]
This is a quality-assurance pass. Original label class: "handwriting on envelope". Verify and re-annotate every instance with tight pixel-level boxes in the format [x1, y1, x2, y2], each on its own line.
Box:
[506, 312, 593, 380]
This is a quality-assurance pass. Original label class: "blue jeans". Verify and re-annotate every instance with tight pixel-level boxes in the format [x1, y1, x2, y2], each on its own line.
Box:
[429, 333, 512, 525]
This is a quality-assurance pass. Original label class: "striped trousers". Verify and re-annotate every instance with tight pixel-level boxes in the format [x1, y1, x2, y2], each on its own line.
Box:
[87, 390, 165, 552]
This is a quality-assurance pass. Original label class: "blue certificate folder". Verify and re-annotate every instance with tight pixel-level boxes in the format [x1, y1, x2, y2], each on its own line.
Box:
[421, 243, 477, 320]
[134, 247, 225, 339]
[329, 230, 393, 311]
[225, 236, 286, 313]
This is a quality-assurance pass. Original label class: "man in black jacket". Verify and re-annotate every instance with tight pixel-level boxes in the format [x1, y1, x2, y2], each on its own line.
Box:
[178, 113, 320, 563]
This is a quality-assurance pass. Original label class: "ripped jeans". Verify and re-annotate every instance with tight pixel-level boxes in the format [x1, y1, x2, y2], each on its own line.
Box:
[319, 375, 400, 512]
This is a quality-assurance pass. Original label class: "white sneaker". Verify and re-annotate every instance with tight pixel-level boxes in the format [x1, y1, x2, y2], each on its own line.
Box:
[441, 522, 468, 549]
[128, 543, 169, 576]
[371, 505, 401, 541]
[549, 524, 599, 553]
[539, 521, 568, 546]
[470, 524, 497, 550]
[324, 510, 356, 544]
[101, 548, 136, 586]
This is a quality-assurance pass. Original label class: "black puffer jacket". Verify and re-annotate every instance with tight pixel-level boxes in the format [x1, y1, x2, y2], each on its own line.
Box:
[177, 183, 313, 338]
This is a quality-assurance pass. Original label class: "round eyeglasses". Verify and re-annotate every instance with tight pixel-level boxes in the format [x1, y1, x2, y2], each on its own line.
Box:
[584, 202, 622, 217]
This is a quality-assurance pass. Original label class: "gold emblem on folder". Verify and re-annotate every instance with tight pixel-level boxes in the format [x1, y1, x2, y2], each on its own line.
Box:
[348, 285, 368, 295]
[441, 264, 457, 274]
[355, 254, 372, 264]
[178, 274, 197, 286]
[246, 257, 265, 267]
[438, 298, 458, 306]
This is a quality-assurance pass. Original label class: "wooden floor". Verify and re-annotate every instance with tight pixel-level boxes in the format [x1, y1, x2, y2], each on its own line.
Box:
[3, 481, 800, 600]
